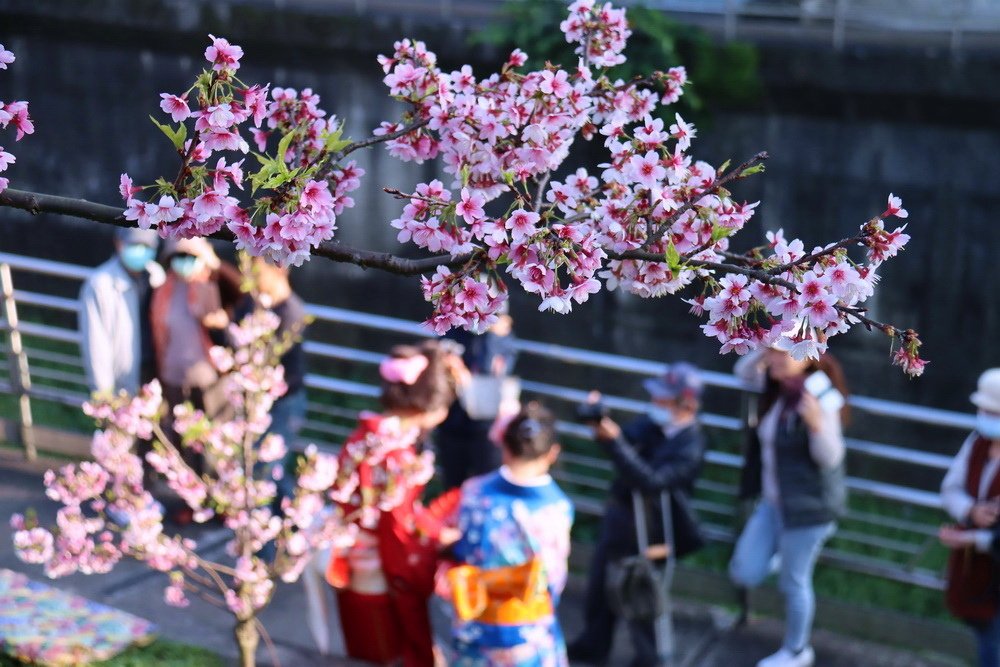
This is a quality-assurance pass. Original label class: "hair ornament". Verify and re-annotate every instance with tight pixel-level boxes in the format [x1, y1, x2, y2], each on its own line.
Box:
[379, 354, 429, 385]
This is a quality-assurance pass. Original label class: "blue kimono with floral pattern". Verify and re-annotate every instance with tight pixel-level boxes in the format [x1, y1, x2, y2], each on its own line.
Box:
[448, 468, 574, 667]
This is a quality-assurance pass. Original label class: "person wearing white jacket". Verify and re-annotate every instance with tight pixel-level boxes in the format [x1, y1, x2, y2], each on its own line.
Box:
[78, 227, 163, 395]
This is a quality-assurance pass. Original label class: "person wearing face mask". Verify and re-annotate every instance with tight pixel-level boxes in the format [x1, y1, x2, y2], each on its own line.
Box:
[567, 362, 706, 667]
[150, 238, 241, 499]
[728, 342, 849, 667]
[939, 368, 1000, 667]
[79, 227, 164, 396]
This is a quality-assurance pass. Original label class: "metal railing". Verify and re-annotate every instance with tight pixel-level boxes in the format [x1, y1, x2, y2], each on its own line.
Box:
[259, 0, 1000, 57]
[0, 250, 968, 592]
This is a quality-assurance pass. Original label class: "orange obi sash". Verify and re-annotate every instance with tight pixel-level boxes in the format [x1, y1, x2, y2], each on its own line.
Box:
[447, 558, 553, 626]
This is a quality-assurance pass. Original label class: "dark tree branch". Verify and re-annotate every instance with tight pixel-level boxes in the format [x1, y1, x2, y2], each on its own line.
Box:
[0, 188, 473, 276]
[613, 247, 796, 290]
[767, 234, 867, 276]
[331, 117, 430, 164]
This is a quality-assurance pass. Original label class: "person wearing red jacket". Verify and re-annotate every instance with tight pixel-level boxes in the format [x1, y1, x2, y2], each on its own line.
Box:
[326, 341, 464, 667]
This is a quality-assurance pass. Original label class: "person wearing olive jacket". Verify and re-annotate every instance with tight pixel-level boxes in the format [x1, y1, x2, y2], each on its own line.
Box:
[567, 362, 706, 667]
[729, 345, 849, 667]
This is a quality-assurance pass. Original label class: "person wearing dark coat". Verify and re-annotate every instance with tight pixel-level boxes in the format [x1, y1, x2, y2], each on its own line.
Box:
[434, 310, 517, 490]
[567, 362, 707, 667]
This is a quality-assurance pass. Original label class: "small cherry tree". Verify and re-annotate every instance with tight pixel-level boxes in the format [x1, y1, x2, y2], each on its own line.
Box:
[11, 308, 433, 667]
[0, 0, 925, 373]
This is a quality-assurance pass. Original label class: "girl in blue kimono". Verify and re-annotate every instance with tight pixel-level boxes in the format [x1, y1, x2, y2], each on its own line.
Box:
[446, 402, 574, 667]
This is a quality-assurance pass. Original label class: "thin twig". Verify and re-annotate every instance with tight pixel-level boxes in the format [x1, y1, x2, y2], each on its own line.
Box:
[331, 117, 430, 163]
[181, 581, 228, 609]
[255, 618, 282, 667]
[767, 235, 866, 275]
[532, 172, 551, 213]
[647, 151, 769, 251]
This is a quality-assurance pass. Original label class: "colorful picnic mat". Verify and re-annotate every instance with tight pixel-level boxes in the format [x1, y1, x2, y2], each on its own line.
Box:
[0, 568, 157, 665]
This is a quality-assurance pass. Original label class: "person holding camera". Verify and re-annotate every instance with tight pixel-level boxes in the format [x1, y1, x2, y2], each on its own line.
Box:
[728, 342, 849, 667]
[567, 362, 706, 667]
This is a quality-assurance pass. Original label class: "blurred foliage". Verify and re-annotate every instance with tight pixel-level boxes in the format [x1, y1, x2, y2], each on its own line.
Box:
[472, 1, 762, 121]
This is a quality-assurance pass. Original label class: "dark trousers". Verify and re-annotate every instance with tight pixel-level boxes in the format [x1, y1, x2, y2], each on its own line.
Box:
[574, 502, 663, 667]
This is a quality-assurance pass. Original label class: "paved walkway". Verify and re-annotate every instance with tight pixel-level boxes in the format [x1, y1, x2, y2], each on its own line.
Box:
[0, 457, 966, 666]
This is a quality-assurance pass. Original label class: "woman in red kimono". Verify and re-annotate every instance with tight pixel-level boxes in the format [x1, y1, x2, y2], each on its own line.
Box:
[326, 340, 463, 666]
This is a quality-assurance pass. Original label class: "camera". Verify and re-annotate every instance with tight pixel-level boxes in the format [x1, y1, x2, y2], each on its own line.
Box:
[576, 399, 609, 423]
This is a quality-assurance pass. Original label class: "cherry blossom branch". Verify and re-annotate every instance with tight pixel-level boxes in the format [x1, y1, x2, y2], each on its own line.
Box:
[653, 150, 769, 251]
[331, 117, 430, 164]
[181, 580, 228, 609]
[255, 618, 281, 667]
[533, 171, 551, 213]
[613, 248, 795, 289]
[767, 234, 867, 275]
[0, 188, 470, 276]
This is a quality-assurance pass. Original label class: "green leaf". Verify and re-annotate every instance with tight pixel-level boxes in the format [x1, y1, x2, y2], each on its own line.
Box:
[718, 158, 732, 174]
[276, 131, 296, 174]
[175, 123, 187, 151]
[665, 240, 682, 271]
[740, 164, 766, 178]
[711, 224, 732, 243]
[323, 126, 351, 154]
[149, 115, 186, 152]
[249, 159, 280, 195]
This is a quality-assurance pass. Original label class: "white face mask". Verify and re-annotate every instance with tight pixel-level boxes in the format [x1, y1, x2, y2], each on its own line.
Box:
[978, 412, 1000, 439]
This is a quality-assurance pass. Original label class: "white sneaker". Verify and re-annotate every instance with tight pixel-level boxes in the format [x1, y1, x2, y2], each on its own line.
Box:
[755, 646, 815, 667]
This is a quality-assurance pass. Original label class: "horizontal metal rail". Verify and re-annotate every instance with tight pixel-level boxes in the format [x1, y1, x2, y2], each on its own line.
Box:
[12, 290, 80, 313]
[0, 252, 94, 281]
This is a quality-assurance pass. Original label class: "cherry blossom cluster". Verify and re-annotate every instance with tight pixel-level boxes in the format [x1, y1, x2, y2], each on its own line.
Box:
[560, 0, 631, 68]
[120, 36, 364, 267]
[0, 44, 33, 194]
[371, 2, 923, 371]
[12, 305, 437, 639]
[692, 196, 913, 366]
[379, 39, 595, 200]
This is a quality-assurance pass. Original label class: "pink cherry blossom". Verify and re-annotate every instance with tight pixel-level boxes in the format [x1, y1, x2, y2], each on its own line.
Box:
[0, 45, 14, 70]
[456, 188, 486, 224]
[627, 151, 666, 189]
[0, 147, 13, 172]
[205, 34, 243, 72]
[669, 113, 696, 151]
[882, 193, 908, 219]
[506, 209, 540, 241]
[159, 94, 190, 123]
[148, 195, 184, 227]
[5, 101, 33, 140]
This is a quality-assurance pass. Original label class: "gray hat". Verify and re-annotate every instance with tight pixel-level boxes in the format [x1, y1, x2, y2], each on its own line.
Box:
[643, 362, 703, 401]
[115, 226, 159, 247]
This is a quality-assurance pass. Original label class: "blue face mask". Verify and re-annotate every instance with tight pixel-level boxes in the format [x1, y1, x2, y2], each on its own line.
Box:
[170, 255, 202, 280]
[978, 412, 1000, 439]
[119, 244, 155, 272]
[648, 405, 674, 428]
